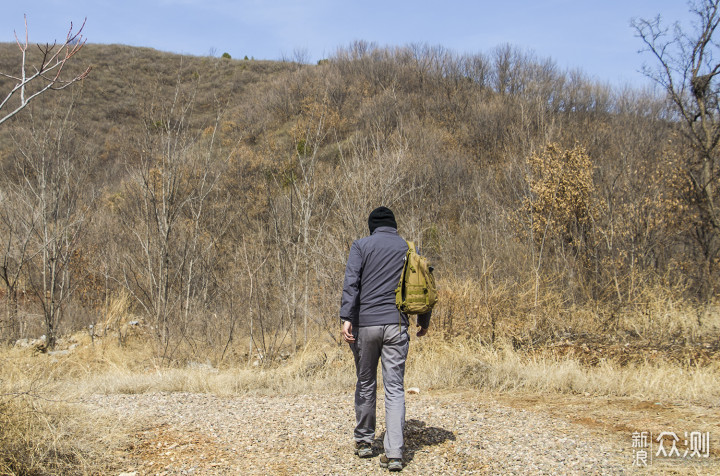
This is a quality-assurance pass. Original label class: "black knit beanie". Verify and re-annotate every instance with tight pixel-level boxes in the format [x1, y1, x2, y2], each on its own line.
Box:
[368, 206, 397, 233]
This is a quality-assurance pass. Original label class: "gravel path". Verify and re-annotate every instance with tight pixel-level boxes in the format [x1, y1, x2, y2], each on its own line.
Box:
[78, 390, 665, 475]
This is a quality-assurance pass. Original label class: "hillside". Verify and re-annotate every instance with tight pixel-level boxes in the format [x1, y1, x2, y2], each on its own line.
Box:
[0, 40, 719, 474]
[0, 40, 717, 355]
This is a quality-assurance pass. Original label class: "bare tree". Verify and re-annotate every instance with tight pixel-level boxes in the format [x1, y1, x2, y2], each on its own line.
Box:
[633, 0, 720, 298]
[117, 75, 233, 359]
[7, 105, 95, 349]
[0, 17, 90, 341]
[267, 95, 336, 350]
[0, 16, 90, 126]
[0, 177, 37, 340]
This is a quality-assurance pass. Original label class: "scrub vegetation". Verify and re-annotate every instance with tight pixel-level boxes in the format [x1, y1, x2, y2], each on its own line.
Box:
[1, 1, 720, 473]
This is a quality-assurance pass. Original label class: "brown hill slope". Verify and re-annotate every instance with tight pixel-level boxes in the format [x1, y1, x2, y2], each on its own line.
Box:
[0, 41, 712, 355]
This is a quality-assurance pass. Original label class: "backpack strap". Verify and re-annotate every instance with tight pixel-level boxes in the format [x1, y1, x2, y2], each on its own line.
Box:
[398, 241, 414, 331]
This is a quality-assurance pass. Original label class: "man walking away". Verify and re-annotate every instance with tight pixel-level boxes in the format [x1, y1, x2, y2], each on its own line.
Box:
[340, 207, 431, 472]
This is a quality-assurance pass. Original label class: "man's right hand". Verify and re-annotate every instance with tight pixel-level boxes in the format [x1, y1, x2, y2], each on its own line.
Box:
[342, 320, 355, 343]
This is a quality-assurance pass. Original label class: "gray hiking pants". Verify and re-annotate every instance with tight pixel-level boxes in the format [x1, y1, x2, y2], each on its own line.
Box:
[350, 324, 409, 459]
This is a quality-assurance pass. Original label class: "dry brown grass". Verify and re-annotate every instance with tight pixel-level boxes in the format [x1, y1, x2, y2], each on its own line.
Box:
[0, 343, 134, 475]
[406, 335, 720, 406]
[435, 276, 720, 344]
[1, 297, 718, 474]
[0, 395, 129, 475]
[5, 319, 713, 406]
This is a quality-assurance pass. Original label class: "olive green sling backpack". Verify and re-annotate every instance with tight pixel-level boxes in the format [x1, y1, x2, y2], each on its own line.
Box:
[395, 241, 438, 316]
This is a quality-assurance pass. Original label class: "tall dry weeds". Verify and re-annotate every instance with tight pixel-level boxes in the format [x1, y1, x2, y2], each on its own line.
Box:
[0, 345, 132, 475]
[12, 319, 713, 407]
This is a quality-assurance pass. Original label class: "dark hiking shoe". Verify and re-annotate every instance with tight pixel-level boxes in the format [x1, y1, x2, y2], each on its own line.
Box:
[380, 454, 403, 471]
[354, 442, 373, 458]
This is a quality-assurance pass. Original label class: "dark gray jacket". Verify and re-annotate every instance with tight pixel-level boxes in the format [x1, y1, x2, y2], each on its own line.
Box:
[340, 226, 431, 328]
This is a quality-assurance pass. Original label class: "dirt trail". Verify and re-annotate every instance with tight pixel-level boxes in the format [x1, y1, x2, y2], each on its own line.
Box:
[81, 391, 718, 475]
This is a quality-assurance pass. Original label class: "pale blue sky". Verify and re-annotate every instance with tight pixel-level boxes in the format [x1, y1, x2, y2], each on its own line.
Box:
[1, 1, 695, 87]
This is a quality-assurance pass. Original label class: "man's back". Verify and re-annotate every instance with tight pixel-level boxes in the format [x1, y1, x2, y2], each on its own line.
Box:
[340, 226, 407, 327]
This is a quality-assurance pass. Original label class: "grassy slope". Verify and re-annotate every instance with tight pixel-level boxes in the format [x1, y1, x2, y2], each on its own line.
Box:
[0, 42, 296, 188]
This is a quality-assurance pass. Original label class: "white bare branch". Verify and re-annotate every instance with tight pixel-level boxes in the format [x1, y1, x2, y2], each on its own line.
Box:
[0, 15, 91, 127]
